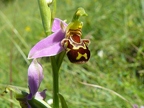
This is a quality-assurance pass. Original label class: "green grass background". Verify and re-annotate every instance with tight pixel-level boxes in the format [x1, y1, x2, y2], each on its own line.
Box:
[0, 0, 144, 108]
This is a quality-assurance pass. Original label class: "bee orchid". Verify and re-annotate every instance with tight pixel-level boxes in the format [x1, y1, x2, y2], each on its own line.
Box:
[28, 8, 90, 63]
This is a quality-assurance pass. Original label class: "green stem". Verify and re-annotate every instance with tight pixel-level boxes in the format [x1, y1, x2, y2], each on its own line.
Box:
[51, 52, 65, 108]
[50, 56, 59, 108]
[37, 0, 63, 108]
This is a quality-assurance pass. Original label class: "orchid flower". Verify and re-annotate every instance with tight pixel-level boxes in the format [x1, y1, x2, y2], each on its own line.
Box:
[18, 59, 47, 108]
[27, 59, 45, 100]
[28, 8, 90, 63]
[2, 60, 50, 108]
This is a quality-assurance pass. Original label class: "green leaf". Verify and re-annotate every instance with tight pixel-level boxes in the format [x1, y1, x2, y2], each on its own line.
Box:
[58, 94, 68, 108]
[1, 85, 51, 108]
[28, 97, 52, 108]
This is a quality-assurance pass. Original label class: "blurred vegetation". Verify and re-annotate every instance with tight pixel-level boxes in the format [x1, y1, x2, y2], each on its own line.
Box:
[0, 0, 144, 108]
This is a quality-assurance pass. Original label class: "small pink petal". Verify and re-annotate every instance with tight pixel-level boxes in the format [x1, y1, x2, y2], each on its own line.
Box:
[35, 89, 47, 100]
[52, 18, 67, 32]
[27, 59, 43, 100]
[28, 29, 65, 59]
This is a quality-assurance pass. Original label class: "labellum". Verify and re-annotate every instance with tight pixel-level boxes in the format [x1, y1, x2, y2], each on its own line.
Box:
[61, 10, 90, 63]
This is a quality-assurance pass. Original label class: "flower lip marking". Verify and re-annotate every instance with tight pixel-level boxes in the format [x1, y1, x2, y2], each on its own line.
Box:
[76, 52, 88, 60]
[61, 27, 90, 63]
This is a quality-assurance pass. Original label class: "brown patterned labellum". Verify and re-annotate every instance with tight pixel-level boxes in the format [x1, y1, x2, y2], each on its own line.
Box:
[61, 30, 90, 63]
